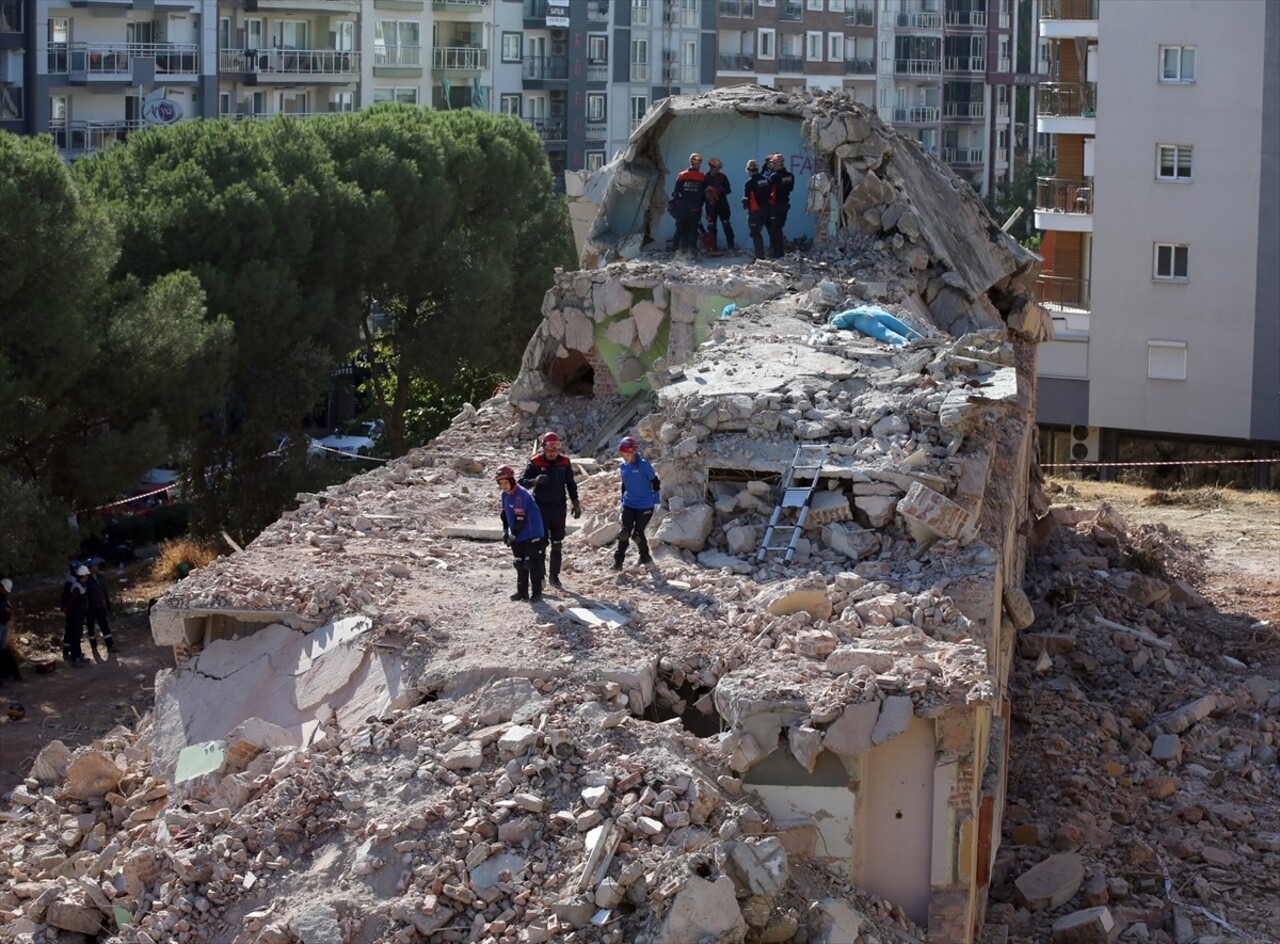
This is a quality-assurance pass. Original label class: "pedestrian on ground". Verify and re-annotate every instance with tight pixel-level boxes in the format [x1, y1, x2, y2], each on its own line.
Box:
[497, 465, 547, 603]
[764, 152, 795, 259]
[520, 432, 581, 590]
[741, 159, 773, 260]
[670, 152, 708, 257]
[63, 564, 90, 666]
[85, 558, 114, 655]
[702, 157, 735, 251]
[59, 558, 81, 612]
[613, 436, 661, 570]
[0, 578, 22, 683]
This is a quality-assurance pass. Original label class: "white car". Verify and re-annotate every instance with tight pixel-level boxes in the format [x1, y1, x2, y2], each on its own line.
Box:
[308, 421, 382, 461]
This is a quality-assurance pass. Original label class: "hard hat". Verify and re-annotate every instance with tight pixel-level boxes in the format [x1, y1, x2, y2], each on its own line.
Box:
[75, 565, 90, 577]
[746, 159, 759, 172]
[0, 578, 11, 593]
[494, 465, 516, 482]
[541, 432, 561, 447]
[6, 703, 24, 721]
[689, 152, 702, 164]
[618, 436, 638, 453]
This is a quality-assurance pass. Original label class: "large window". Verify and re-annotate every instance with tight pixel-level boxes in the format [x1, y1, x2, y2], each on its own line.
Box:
[630, 94, 648, 128]
[681, 40, 697, 83]
[373, 87, 419, 104]
[586, 151, 606, 172]
[630, 38, 649, 81]
[807, 31, 824, 61]
[1153, 242, 1189, 281]
[500, 93, 521, 115]
[1156, 144, 1192, 181]
[758, 28, 776, 60]
[587, 93, 606, 121]
[375, 21, 420, 66]
[588, 34, 608, 63]
[501, 32, 522, 62]
[1159, 45, 1195, 83]
[828, 33, 843, 62]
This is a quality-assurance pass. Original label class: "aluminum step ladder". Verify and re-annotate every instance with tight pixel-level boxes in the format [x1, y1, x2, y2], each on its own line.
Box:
[758, 444, 829, 562]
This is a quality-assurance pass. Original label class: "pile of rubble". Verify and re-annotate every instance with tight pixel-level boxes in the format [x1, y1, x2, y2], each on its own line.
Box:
[988, 498, 1280, 944]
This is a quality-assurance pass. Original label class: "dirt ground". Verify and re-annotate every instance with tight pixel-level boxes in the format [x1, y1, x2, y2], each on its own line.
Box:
[0, 561, 176, 796]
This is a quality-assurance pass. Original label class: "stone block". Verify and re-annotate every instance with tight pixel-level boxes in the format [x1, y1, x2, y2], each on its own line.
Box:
[29, 740, 73, 786]
[632, 300, 666, 348]
[724, 837, 790, 896]
[65, 751, 125, 800]
[871, 695, 913, 745]
[897, 481, 976, 544]
[1003, 586, 1037, 630]
[794, 630, 838, 659]
[809, 490, 854, 525]
[809, 898, 865, 944]
[594, 280, 632, 321]
[580, 513, 622, 547]
[655, 503, 714, 551]
[605, 317, 636, 347]
[563, 307, 594, 353]
[1015, 852, 1085, 910]
[1050, 906, 1119, 943]
[854, 493, 898, 527]
[760, 578, 833, 620]
[725, 525, 757, 557]
[1151, 734, 1182, 765]
[823, 700, 880, 757]
[657, 875, 746, 944]
[498, 725, 539, 756]
[822, 523, 880, 561]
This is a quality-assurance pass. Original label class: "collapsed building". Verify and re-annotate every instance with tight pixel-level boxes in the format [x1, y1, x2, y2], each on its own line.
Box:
[0, 87, 1062, 944]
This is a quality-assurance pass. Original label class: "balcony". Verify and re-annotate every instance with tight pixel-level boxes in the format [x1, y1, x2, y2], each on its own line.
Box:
[1038, 81, 1096, 117]
[1035, 275, 1091, 317]
[245, 0, 359, 9]
[895, 58, 942, 76]
[942, 100, 984, 119]
[896, 11, 942, 29]
[587, 62, 608, 82]
[718, 53, 754, 70]
[844, 57, 875, 76]
[434, 46, 489, 71]
[945, 56, 986, 73]
[1041, 0, 1098, 20]
[719, 0, 755, 15]
[221, 48, 359, 80]
[1034, 176, 1093, 232]
[51, 118, 147, 157]
[433, 0, 490, 8]
[521, 55, 567, 80]
[0, 0, 21, 32]
[942, 145, 984, 166]
[778, 54, 804, 72]
[585, 119, 607, 140]
[779, 0, 804, 21]
[845, 7, 874, 27]
[374, 46, 422, 67]
[524, 116, 566, 142]
[945, 10, 986, 27]
[52, 43, 200, 81]
[893, 105, 940, 123]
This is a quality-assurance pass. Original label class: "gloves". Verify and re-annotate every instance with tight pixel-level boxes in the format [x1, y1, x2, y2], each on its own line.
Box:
[532, 475, 547, 486]
[502, 529, 511, 547]
[571, 501, 582, 519]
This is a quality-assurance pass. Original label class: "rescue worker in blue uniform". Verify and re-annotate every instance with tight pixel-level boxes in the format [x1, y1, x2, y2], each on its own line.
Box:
[613, 436, 661, 570]
[741, 159, 773, 261]
[497, 465, 546, 602]
[764, 152, 795, 259]
[520, 431, 581, 589]
[670, 152, 708, 257]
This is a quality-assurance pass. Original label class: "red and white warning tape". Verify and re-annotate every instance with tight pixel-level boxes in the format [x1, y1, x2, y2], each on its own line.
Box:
[1043, 458, 1279, 469]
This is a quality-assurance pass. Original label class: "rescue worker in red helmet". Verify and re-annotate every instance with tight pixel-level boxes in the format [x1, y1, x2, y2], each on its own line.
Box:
[764, 152, 795, 259]
[497, 465, 547, 602]
[520, 432, 580, 590]
[670, 152, 708, 258]
[702, 156, 735, 251]
[614, 436, 660, 570]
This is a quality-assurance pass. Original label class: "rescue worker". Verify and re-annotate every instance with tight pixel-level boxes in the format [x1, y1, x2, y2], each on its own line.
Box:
[63, 564, 90, 666]
[741, 159, 773, 260]
[520, 431, 581, 589]
[497, 465, 547, 602]
[702, 157, 735, 251]
[613, 436, 661, 570]
[764, 152, 795, 259]
[670, 152, 708, 257]
[85, 558, 114, 655]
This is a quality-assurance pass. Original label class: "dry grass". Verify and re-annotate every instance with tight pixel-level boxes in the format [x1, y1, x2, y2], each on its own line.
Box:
[150, 538, 220, 583]
[1046, 478, 1280, 515]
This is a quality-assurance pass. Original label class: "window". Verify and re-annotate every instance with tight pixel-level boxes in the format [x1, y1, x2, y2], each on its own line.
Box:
[374, 87, 419, 104]
[630, 38, 648, 81]
[276, 21, 307, 50]
[681, 40, 697, 83]
[808, 0, 824, 8]
[218, 17, 231, 50]
[375, 21, 421, 66]
[218, 92, 231, 115]
[587, 93, 606, 120]
[1160, 45, 1195, 83]
[1156, 144, 1192, 180]
[807, 31, 824, 61]
[758, 28, 776, 59]
[500, 93, 521, 115]
[828, 33, 843, 62]
[245, 18, 263, 51]
[586, 151, 606, 172]
[337, 21, 355, 53]
[1147, 341, 1187, 381]
[1153, 243, 1189, 281]
[334, 92, 354, 112]
[501, 32, 522, 62]
[759, 0, 776, 6]
[632, 0, 650, 27]
[630, 94, 648, 125]
[829, 0, 846, 11]
[588, 34, 608, 63]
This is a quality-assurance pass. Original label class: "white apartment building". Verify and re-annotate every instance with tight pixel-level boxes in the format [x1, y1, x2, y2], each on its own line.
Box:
[1034, 0, 1279, 478]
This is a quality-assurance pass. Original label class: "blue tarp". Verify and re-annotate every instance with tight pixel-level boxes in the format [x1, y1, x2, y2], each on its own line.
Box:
[829, 306, 924, 346]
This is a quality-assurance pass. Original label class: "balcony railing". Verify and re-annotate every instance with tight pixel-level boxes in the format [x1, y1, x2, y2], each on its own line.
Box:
[1038, 82, 1096, 117]
[585, 119, 607, 140]
[896, 11, 942, 28]
[945, 10, 986, 27]
[719, 0, 755, 15]
[844, 57, 875, 75]
[895, 58, 942, 76]
[945, 56, 986, 73]
[718, 53, 754, 70]
[779, 0, 804, 21]
[845, 8, 874, 26]
[374, 46, 422, 67]
[0, 0, 21, 32]
[1041, 0, 1098, 19]
[522, 55, 567, 80]
[630, 62, 649, 81]
[434, 46, 489, 71]
[52, 43, 200, 77]
[1036, 176, 1093, 213]
[433, 0, 491, 8]
[524, 116, 566, 142]
[942, 100, 984, 118]
[1035, 275, 1091, 313]
[996, 56, 1012, 72]
[893, 105, 940, 123]
[942, 146, 984, 165]
[778, 54, 804, 72]
[51, 118, 148, 156]
[221, 48, 359, 76]
[587, 62, 608, 82]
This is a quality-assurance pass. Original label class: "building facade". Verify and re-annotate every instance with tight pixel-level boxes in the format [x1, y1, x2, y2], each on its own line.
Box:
[1034, 0, 1279, 477]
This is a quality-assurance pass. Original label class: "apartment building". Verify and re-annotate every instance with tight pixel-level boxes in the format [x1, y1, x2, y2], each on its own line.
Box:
[1034, 0, 1278, 478]
[712, 0, 1031, 195]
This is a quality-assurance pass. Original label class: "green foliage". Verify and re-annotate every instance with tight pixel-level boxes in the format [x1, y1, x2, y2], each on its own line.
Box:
[985, 152, 1055, 245]
[0, 470, 79, 578]
[380, 360, 511, 449]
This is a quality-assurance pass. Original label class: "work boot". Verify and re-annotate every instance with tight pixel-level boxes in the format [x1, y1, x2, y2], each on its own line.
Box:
[638, 554, 653, 566]
[549, 577, 563, 589]
[90, 641, 101, 659]
[611, 558, 623, 571]
[530, 591, 543, 603]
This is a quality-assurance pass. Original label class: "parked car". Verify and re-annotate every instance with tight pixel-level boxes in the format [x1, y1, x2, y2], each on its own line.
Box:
[308, 420, 382, 461]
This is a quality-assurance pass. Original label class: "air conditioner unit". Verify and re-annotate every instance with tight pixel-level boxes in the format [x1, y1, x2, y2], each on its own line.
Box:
[551, 41, 567, 56]
[550, 101, 565, 116]
[1069, 424, 1099, 462]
